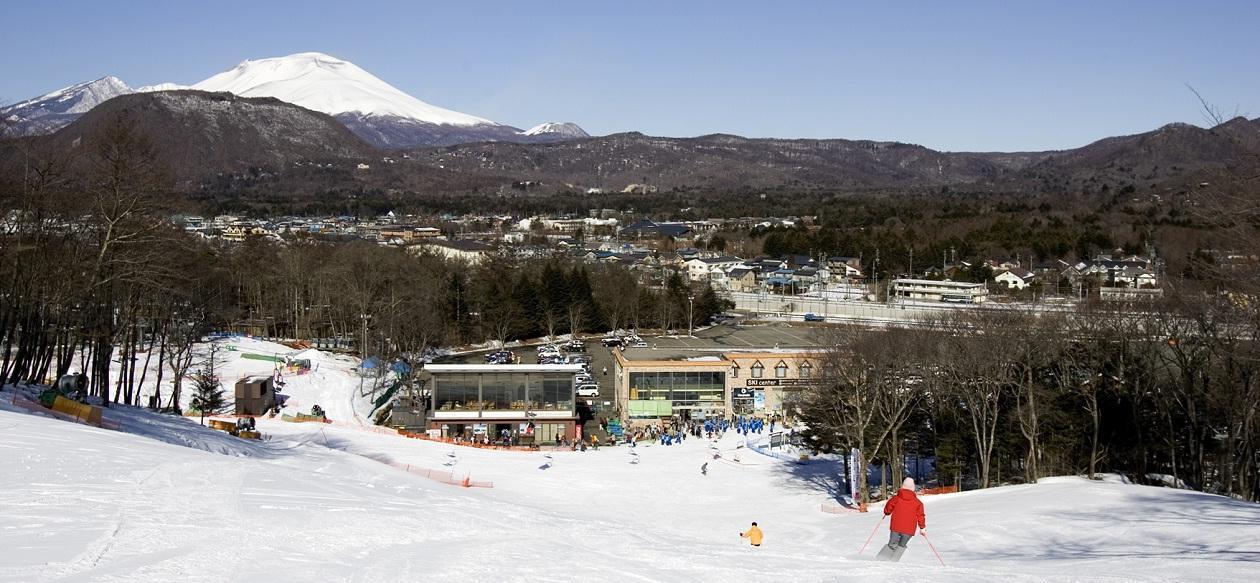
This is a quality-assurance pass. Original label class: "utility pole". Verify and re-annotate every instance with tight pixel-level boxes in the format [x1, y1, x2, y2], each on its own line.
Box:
[873, 248, 881, 300]
[687, 294, 695, 338]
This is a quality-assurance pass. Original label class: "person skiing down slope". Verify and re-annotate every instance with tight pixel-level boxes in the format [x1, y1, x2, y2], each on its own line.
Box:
[740, 522, 763, 547]
[877, 478, 926, 562]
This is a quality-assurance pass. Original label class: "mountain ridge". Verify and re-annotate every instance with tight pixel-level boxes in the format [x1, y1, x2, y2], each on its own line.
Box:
[41, 90, 377, 181]
[3, 52, 592, 148]
[2, 76, 132, 135]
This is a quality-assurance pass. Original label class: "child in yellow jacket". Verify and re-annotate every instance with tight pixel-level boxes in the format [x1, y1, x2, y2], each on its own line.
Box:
[740, 522, 763, 547]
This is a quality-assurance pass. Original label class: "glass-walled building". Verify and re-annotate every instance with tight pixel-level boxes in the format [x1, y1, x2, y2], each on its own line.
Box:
[425, 364, 582, 442]
[614, 351, 820, 425]
[627, 371, 726, 419]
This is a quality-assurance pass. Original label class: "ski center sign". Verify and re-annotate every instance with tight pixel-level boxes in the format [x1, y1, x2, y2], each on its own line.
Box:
[745, 379, 813, 387]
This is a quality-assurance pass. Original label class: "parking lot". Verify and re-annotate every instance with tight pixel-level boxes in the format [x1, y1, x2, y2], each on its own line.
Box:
[650, 321, 820, 351]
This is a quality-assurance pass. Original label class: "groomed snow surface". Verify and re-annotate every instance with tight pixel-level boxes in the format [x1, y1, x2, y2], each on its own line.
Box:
[3, 343, 1260, 581]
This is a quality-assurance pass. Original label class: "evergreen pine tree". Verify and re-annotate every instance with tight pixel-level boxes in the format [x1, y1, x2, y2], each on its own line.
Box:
[190, 369, 227, 426]
[510, 272, 541, 338]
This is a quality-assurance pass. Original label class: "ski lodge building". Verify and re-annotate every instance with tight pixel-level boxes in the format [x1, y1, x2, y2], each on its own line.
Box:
[612, 349, 820, 425]
[421, 364, 585, 443]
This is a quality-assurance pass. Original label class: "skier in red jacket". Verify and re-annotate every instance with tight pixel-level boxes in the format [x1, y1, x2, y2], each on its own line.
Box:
[878, 477, 926, 561]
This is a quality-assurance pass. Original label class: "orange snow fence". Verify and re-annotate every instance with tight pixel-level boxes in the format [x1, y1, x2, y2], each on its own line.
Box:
[922, 485, 959, 496]
[820, 502, 861, 514]
[387, 462, 493, 488]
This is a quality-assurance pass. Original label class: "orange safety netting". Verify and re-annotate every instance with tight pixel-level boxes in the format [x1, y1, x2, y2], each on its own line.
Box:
[387, 462, 493, 488]
[820, 502, 861, 514]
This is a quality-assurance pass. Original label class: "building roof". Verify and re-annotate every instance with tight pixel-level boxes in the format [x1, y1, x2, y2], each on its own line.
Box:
[615, 348, 822, 365]
[893, 278, 986, 289]
[701, 255, 743, 264]
[426, 239, 491, 252]
[425, 364, 586, 373]
[1001, 267, 1035, 280]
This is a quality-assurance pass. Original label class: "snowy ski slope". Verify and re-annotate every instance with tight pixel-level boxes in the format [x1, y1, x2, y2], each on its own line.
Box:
[5, 337, 1260, 581]
[3, 399, 1259, 582]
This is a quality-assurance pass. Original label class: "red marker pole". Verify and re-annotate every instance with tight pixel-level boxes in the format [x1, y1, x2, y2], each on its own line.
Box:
[858, 514, 885, 555]
[921, 531, 945, 566]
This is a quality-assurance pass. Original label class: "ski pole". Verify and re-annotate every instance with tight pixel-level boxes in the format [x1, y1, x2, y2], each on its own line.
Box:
[921, 531, 945, 566]
[858, 514, 886, 555]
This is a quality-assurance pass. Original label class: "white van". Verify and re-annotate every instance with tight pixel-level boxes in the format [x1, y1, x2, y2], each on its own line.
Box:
[576, 384, 600, 397]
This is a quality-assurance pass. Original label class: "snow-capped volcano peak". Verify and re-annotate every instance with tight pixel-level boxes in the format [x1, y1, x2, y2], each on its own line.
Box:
[191, 52, 496, 127]
[521, 122, 590, 138]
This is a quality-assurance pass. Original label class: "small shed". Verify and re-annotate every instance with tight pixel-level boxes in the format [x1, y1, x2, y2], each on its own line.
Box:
[234, 375, 275, 416]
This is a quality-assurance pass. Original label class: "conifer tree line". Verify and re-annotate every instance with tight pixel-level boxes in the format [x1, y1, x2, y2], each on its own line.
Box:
[0, 120, 730, 411]
[799, 295, 1260, 503]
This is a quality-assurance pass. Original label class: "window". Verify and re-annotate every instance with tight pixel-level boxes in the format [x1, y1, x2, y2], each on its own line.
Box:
[730, 363, 739, 378]
[539, 373, 574, 411]
[800, 361, 812, 379]
[629, 370, 725, 417]
[775, 361, 788, 379]
[751, 361, 763, 378]
[434, 373, 479, 411]
[481, 374, 510, 410]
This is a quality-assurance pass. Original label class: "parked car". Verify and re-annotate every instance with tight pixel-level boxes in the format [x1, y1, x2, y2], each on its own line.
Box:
[537, 344, 561, 354]
[601, 337, 623, 347]
[575, 373, 594, 384]
[630, 340, 648, 348]
[567, 354, 593, 365]
[804, 313, 825, 322]
[484, 350, 515, 364]
[564, 340, 586, 352]
[576, 384, 600, 398]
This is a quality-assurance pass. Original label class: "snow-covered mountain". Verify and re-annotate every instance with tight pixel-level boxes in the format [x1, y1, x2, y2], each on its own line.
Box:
[190, 52, 526, 148]
[136, 82, 188, 93]
[521, 122, 590, 139]
[4, 52, 591, 148]
[193, 52, 493, 126]
[1, 76, 131, 135]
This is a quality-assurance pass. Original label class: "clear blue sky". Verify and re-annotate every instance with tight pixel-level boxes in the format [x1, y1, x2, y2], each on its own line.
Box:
[3, 0, 1258, 151]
